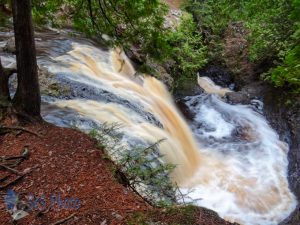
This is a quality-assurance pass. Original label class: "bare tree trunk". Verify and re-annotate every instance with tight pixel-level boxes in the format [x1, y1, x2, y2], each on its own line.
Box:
[11, 0, 41, 121]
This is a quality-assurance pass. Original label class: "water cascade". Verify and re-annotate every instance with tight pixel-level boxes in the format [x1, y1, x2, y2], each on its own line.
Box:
[1, 33, 297, 225]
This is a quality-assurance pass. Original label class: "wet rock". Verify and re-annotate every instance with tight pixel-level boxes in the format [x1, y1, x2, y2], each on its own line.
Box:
[3, 37, 15, 53]
[38, 67, 69, 97]
[225, 92, 251, 105]
[224, 79, 300, 220]
[125, 45, 145, 65]
[264, 93, 300, 186]
[158, 70, 174, 89]
[280, 206, 300, 225]
[147, 60, 174, 89]
[175, 99, 195, 121]
[174, 81, 203, 98]
[208, 59, 300, 225]
[198, 65, 234, 88]
[225, 81, 267, 105]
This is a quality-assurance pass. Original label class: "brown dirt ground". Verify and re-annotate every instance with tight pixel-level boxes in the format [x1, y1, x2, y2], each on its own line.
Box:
[164, 0, 186, 9]
[0, 123, 149, 225]
[0, 123, 237, 225]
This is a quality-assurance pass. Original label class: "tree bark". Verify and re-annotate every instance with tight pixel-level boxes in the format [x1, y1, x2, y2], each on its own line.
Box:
[11, 0, 41, 121]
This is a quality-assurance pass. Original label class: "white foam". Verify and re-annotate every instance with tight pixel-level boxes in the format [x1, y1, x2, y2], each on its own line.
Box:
[18, 37, 296, 225]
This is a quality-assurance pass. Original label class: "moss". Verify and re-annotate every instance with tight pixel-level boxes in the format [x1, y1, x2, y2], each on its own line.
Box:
[127, 212, 149, 225]
[40, 82, 71, 97]
[127, 205, 199, 225]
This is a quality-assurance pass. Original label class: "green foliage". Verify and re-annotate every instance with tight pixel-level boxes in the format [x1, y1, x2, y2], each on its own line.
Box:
[184, 0, 239, 60]
[118, 140, 178, 205]
[186, 0, 300, 93]
[265, 44, 300, 93]
[127, 205, 200, 225]
[242, 1, 294, 62]
[71, 0, 169, 60]
[262, 0, 300, 93]
[166, 13, 207, 78]
[27, 0, 208, 85]
[88, 124, 180, 206]
[185, 0, 294, 61]
[31, 0, 75, 27]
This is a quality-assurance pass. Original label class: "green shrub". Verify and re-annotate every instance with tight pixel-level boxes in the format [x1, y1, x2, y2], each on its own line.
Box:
[165, 12, 207, 85]
[88, 124, 181, 206]
[265, 46, 300, 93]
[185, 0, 299, 93]
[262, 0, 300, 93]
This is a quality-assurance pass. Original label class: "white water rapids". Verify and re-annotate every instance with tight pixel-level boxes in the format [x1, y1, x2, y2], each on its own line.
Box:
[1, 32, 297, 225]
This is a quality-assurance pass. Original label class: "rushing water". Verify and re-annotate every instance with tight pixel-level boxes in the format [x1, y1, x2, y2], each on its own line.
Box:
[1, 32, 297, 225]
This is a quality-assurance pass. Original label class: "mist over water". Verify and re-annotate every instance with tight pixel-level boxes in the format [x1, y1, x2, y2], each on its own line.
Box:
[2, 34, 297, 225]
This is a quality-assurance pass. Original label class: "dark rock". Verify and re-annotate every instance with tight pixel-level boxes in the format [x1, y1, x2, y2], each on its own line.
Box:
[175, 99, 195, 121]
[227, 79, 300, 214]
[3, 37, 15, 53]
[225, 92, 251, 105]
[198, 65, 234, 88]
[225, 81, 267, 105]
[146, 60, 174, 89]
[174, 80, 203, 98]
[223, 78, 300, 225]
[263, 92, 300, 195]
[280, 205, 300, 225]
[125, 45, 145, 66]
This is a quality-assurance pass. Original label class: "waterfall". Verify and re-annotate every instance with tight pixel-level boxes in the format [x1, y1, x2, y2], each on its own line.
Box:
[1, 33, 297, 225]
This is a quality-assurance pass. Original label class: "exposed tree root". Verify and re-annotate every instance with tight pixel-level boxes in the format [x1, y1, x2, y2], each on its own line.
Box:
[0, 175, 9, 183]
[0, 164, 23, 176]
[0, 146, 33, 190]
[0, 126, 42, 137]
[0, 166, 36, 190]
[0, 174, 25, 190]
[0, 146, 30, 168]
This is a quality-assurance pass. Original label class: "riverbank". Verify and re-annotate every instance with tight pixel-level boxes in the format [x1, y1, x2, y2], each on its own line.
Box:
[0, 122, 236, 225]
[178, 64, 300, 225]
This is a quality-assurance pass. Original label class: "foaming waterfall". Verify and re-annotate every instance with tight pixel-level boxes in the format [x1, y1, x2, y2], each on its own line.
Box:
[197, 75, 232, 97]
[44, 43, 201, 183]
[6, 35, 294, 225]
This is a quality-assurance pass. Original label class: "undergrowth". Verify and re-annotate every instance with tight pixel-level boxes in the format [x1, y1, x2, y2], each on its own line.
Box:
[88, 123, 186, 207]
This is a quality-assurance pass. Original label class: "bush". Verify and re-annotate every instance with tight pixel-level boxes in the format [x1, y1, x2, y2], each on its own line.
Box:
[184, 0, 240, 60]
[185, 0, 300, 93]
[165, 12, 207, 86]
[265, 46, 300, 93]
[88, 124, 182, 206]
[262, 0, 300, 93]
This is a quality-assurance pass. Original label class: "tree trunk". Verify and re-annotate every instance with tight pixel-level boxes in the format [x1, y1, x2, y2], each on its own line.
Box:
[11, 0, 41, 121]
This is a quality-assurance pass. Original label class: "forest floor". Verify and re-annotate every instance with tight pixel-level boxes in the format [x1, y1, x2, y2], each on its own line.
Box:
[164, 0, 186, 9]
[0, 122, 237, 225]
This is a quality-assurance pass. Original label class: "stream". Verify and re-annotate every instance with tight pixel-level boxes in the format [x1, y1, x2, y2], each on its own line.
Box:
[0, 30, 297, 225]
